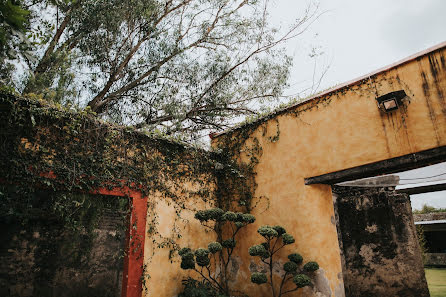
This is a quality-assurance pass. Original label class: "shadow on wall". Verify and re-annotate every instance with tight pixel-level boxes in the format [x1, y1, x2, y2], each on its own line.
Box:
[0, 192, 126, 297]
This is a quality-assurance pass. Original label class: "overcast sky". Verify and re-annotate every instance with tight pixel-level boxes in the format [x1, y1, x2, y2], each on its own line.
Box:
[268, 0, 446, 210]
[269, 0, 446, 96]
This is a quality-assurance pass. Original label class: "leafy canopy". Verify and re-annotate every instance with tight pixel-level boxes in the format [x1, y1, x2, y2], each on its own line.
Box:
[8, 0, 318, 139]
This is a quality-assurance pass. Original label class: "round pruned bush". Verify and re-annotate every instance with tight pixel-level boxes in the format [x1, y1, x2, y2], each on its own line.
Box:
[248, 224, 320, 297]
[179, 208, 256, 296]
[272, 225, 286, 236]
[241, 213, 256, 223]
[293, 274, 312, 288]
[235, 222, 244, 228]
[303, 261, 319, 272]
[207, 208, 225, 220]
[208, 242, 222, 254]
[194, 210, 209, 222]
[257, 225, 278, 238]
[221, 239, 236, 249]
[251, 272, 267, 284]
[194, 208, 225, 222]
[288, 253, 303, 264]
[222, 211, 237, 221]
[283, 261, 298, 273]
[248, 244, 269, 259]
[282, 233, 295, 245]
[179, 247, 192, 257]
[195, 248, 210, 267]
[180, 252, 195, 270]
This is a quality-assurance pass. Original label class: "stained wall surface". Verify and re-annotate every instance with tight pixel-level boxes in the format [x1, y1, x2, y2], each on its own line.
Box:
[213, 43, 446, 296]
[333, 187, 429, 297]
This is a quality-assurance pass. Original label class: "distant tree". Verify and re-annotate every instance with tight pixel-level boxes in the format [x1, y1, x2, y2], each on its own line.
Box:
[413, 204, 446, 214]
[11, 0, 318, 139]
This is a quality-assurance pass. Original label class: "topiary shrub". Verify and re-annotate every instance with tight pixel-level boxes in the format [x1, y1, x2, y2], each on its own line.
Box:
[178, 278, 225, 297]
[249, 225, 319, 296]
[178, 207, 256, 296]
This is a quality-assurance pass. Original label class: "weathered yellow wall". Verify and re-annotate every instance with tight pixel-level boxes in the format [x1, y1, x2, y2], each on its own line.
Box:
[143, 186, 218, 297]
[213, 45, 446, 297]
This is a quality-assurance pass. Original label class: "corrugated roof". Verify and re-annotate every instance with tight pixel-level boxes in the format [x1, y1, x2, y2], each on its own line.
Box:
[414, 219, 446, 225]
[212, 40, 446, 139]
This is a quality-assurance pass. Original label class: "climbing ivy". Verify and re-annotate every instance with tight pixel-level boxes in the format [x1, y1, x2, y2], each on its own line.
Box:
[0, 90, 256, 281]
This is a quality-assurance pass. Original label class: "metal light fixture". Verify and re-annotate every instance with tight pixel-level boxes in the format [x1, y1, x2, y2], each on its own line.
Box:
[375, 90, 407, 112]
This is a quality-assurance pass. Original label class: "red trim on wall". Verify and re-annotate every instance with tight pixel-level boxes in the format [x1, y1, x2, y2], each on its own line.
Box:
[2, 172, 148, 297]
[92, 186, 148, 297]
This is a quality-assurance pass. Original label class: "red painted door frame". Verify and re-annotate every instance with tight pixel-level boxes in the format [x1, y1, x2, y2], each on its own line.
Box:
[2, 172, 148, 297]
[92, 186, 148, 297]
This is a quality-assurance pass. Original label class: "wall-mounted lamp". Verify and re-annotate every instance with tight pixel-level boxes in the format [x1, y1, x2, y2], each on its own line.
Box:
[375, 90, 407, 112]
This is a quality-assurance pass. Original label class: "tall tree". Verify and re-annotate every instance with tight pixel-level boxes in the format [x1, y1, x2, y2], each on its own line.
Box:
[17, 0, 318, 138]
[0, 0, 31, 84]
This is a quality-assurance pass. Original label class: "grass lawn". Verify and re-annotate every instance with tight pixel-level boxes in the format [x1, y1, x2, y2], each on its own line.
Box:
[425, 268, 446, 297]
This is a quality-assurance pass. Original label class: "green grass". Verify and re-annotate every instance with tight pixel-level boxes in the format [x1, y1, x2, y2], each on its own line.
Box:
[425, 268, 446, 297]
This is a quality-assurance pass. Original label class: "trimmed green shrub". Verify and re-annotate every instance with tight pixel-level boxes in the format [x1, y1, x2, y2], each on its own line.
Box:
[249, 225, 320, 296]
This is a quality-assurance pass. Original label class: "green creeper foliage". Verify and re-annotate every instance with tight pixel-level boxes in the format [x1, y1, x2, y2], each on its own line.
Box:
[208, 242, 222, 254]
[251, 272, 267, 284]
[283, 261, 298, 273]
[288, 253, 303, 264]
[282, 233, 295, 245]
[293, 274, 312, 288]
[303, 261, 319, 272]
[257, 225, 278, 238]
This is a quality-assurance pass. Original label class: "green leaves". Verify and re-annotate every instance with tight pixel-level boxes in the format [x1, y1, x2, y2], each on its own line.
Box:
[208, 242, 222, 254]
[288, 253, 303, 264]
[249, 223, 320, 295]
[282, 233, 295, 245]
[195, 248, 210, 267]
[283, 261, 298, 273]
[180, 251, 195, 270]
[293, 274, 311, 288]
[194, 208, 225, 222]
[221, 239, 236, 249]
[257, 225, 278, 238]
[248, 244, 269, 259]
[303, 261, 319, 272]
[250, 272, 267, 284]
[13, 0, 316, 139]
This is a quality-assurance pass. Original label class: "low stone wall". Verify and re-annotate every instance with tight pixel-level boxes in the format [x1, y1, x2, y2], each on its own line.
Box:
[424, 253, 446, 267]
[413, 212, 446, 222]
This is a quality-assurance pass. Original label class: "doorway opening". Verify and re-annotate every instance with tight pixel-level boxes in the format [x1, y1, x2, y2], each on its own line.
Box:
[305, 146, 446, 297]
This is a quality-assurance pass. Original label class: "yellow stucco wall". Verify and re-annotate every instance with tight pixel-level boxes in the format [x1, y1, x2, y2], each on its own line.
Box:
[143, 188, 218, 297]
[213, 45, 446, 297]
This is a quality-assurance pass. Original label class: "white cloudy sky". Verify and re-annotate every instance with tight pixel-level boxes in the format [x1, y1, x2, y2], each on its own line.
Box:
[268, 0, 446, 210]
[269, 0, 446, 96]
